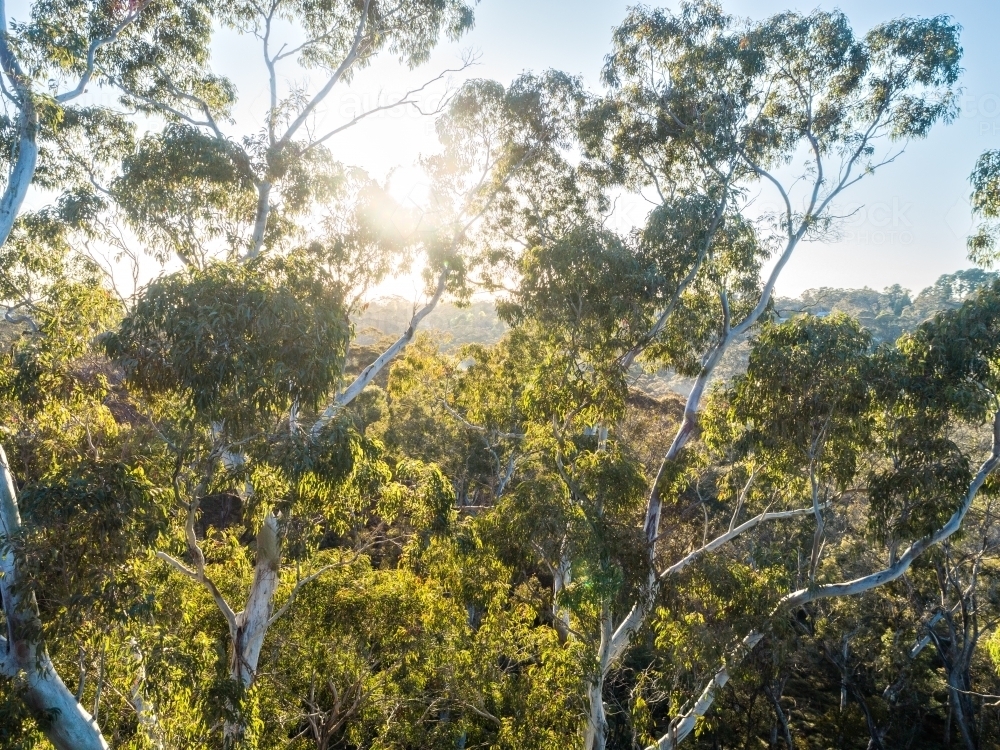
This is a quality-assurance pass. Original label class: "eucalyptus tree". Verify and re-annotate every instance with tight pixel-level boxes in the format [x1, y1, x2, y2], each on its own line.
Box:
[382, 2, 965, 742]
[0, 0, 220, 747]
[108, 0, 474, 260]
[484, 4, 966, 747]
[74, 71, 571, 747]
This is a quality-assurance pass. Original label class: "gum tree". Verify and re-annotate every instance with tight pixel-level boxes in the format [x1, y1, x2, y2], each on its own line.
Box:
[503, 5, 965, 747]
[0, 0, 217, 747]
[87, 71, 573, 746]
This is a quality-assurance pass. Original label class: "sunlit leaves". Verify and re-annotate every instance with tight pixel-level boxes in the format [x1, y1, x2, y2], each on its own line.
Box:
[113, 125, 258, 265]
[104, 255, 349, 433]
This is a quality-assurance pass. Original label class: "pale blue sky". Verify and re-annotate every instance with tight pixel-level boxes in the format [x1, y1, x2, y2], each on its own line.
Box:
[12, 0, 996, 297]
[292, 0, 1000, 298]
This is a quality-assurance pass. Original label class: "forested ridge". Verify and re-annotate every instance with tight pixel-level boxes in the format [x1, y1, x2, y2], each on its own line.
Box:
[1, 1, 1000, 749]
[358, 268, 1000, 398]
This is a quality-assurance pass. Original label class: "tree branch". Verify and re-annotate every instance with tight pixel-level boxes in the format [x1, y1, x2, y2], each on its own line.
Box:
[56, 0, 154, 103]
[644, 632, 765, 750]
[279, 0, 373, 144]
[311, 268, 448, 437]
[781, 408, 1000, 611]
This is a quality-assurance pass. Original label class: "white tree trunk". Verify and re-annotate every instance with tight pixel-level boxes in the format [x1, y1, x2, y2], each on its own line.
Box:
[553, 538, 572, 633]
[222, 513, 281, 746]
[584, 608, 613, 750]
[311, 270, 449, 438]
[584, 677, 608, 750]
[0, 446, 110, 750]
[230, 513, 281, 686]
[245, 181, 272, 261]
[644, 409, 1000, 749]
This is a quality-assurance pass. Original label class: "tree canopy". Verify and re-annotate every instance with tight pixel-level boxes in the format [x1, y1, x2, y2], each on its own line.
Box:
[1, 2, 999, 750]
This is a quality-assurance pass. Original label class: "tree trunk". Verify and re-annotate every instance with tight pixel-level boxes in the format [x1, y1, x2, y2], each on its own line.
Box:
[584, 676, 608, 750]
[224, 513, 281, 745]
[0, 445, 110, 750]
[947, 672, 978, 750]
[246, 181, 272, 260]
[584, 607, 615, 750]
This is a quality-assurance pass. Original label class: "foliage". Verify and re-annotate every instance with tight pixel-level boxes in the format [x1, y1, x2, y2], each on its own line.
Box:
[4, 3, 1000, 750]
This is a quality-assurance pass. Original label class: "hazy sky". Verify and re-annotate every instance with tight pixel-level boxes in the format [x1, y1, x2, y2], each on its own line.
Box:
[83, 1, 1000, 297]
[305, 0, 996, 298]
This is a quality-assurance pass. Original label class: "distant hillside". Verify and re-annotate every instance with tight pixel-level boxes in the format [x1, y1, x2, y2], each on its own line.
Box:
[774, 268, 999, 343]
[355, 269, 1000, 399]
[353, 298, 507, 349]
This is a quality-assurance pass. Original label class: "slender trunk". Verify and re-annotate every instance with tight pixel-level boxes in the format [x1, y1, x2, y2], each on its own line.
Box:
[553, 537, 572, 639]
[947, 672, 978, 750]
[224, 513, 281, 745]
[246, 181, 272, 260]
[764, 681, 794, 750]
[0, 8, 39, 249]
[584, 677, 608, 750]
[644, 632, 765, 750]
[584, 607, 614, 750]
[0, 107, 38, 247]
[129, 645, 165, 750]
[0, 446, 110, 750]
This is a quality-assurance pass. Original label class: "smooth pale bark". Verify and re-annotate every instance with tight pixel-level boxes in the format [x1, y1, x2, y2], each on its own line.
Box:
[0, 0, 149, 248]
[128, 644, 164, 750]
[643, 409, 1000, 750]
[0, 0, 38, 249]
[221, 513, 280, 746]
[603, 122, 904, 741]
[644, 632, 765, 750]
[230, 513, 281, 686]
[245, 181, 272, 261]
[552, 542, 572, 634]
[311, 270, 449, 438]
[0, 445, 110, 750]
[584, 679, 608, 750]
[584, 608, 613, 750]
[608, 504, 821, 673]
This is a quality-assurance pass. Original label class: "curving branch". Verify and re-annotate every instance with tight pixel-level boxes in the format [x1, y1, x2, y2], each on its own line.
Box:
[608, 503, 823, 669]
[645, 632, 766, 750]
[310, 269, 449, 438]
[56, 0, 154, 103]
[155, 550, 237, 635]
[279, 0, 373, 145]
[299, 57, 477, 155]
[781, 409, 1000, 610]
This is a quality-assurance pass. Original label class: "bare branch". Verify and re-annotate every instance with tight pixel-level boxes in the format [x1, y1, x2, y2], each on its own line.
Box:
[56, 0, 154, 103]
[299, 59, 475, 155]
[311, 269, 448, 436]
[280, 0, 373, 144]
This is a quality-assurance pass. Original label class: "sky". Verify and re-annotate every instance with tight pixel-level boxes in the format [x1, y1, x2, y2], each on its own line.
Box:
[19, 0, 997, 300]
[285, 0, 996, 299]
